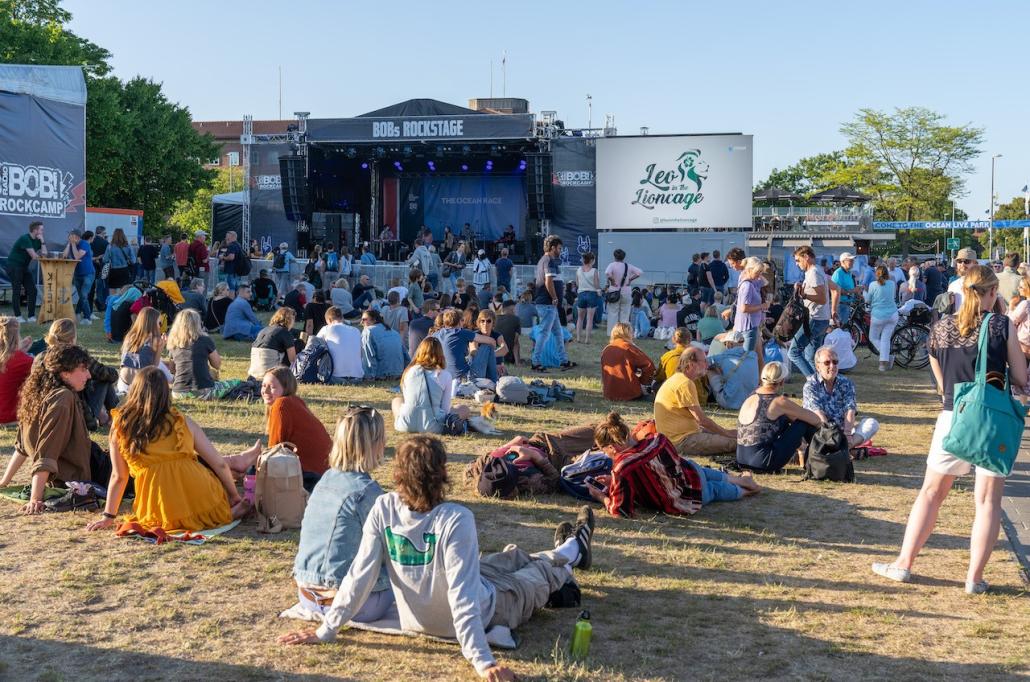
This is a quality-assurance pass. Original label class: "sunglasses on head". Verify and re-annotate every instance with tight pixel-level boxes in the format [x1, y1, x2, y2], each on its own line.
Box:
[346, 404, 378, 417]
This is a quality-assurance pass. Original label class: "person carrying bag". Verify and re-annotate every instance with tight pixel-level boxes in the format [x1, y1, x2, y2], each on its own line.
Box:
[942, 313, 1027, 476]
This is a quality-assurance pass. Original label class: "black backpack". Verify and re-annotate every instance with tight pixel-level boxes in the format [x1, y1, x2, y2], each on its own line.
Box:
[773, 289, 811, 342]
[236, 252, 253, 276]
[292, 336, 334, 384]
[804, 422, 854, 482]
[273, 251, 286, 270]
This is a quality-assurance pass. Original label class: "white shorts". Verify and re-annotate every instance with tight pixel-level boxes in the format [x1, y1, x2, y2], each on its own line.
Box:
[926, 410, 1005, 479]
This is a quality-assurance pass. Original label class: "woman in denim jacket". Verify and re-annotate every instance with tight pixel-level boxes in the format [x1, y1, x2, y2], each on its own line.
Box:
[292, 406, 394, 621]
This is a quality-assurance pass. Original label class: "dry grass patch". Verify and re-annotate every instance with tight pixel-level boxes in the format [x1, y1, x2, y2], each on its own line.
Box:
[0, 321, 1026, 680]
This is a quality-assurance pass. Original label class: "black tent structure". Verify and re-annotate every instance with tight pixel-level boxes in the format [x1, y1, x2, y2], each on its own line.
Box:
[808, 185, 870, 203]
[752, 187, 802, 202]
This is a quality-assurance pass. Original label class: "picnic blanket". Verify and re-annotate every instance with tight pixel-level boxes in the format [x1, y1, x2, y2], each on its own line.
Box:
[0, 485, 67, 503]
[115, 519, 241, 545]
[279, 602, 519, 649]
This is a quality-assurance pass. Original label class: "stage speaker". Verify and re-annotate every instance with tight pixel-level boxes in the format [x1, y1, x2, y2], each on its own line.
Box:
[279, 155, 310, 221]
[526, 153, 553, 220]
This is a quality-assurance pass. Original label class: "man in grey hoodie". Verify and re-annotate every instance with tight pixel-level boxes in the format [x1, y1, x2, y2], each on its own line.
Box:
[279, 434, 596, 681]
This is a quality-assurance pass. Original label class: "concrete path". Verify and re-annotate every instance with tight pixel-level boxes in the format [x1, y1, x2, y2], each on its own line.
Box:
[1001, 434, 1030, 584]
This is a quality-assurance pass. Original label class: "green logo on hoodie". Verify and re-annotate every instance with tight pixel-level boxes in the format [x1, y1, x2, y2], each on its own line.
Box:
[385, 527, 437, 566]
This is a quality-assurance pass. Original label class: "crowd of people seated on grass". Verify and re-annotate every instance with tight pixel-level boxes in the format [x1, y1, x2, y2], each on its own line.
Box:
[6, 224, 1030, 682]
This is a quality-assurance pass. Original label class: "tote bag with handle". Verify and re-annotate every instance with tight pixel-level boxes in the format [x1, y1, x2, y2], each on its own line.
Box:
[942, 313, 1027, 476]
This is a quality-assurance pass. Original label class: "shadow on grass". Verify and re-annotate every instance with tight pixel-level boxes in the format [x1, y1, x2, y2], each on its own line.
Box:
[0, 635, 338, 682]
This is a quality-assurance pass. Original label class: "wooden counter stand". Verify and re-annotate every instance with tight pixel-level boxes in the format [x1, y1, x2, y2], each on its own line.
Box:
[37, 257, 78, 324]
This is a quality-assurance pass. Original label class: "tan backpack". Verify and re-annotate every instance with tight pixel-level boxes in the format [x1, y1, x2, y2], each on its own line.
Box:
[254, 442, 308, 533]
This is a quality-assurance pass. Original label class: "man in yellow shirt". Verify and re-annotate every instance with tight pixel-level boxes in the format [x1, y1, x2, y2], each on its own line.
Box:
[654, 346, 737, 456]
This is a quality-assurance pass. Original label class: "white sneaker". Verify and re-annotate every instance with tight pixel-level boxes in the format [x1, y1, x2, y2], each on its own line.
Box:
[26, 316, 36, 323]
[872, 562, 911, 583]
[15, 317, 27, 324]
[79, 318, 92, 326]
[965, 580, 989, 595]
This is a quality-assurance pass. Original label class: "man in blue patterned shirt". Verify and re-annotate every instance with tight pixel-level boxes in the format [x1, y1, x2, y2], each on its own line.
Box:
[802, 346, 878, 447]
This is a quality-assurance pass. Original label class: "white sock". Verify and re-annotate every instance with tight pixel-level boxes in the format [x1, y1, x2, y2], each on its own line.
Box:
[555, 535, 581, 567]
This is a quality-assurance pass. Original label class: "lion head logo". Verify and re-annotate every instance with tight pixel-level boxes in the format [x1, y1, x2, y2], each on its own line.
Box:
[676, 150, 709, 192]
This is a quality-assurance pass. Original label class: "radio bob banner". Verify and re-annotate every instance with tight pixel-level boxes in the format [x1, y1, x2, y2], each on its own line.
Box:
[596, 134, 752, 231]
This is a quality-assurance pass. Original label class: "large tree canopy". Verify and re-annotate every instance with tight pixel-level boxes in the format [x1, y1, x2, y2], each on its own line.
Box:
[1, 0, 219, 232]
[838, 107, 983, 221]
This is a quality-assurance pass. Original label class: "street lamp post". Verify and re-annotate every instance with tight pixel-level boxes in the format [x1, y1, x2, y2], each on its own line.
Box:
[950, 198, 956, 261]
[990, 154, 1002, 259]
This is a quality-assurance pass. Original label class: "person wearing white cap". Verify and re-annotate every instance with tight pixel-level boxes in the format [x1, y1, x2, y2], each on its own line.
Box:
[706, 330, 760, 410]
[272, 241, 296, 303]
[831, 252, 859, 325]
[471, 248, 491, 288]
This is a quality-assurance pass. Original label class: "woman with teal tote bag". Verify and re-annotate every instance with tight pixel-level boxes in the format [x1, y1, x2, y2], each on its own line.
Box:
[871, 265, 1027, 595]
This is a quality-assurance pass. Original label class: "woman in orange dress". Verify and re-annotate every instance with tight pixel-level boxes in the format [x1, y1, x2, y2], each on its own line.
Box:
[85, 367, 254, 534]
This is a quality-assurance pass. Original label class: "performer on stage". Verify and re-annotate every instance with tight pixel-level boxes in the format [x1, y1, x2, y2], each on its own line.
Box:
[377, 225, 396, 260]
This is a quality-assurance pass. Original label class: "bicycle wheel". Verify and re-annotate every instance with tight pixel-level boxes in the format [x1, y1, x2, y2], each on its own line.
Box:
[891, 323, 930, 369]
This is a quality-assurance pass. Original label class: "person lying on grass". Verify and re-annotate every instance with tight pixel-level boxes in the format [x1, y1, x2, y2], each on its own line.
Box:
[587, 411, 760, 516]
[85, 367, 257, 534]
[291, 405, 395, 622]
[279, 434, 596, 682]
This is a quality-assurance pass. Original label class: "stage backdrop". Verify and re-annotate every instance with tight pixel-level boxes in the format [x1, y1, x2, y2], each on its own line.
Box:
[0, 65, 87, 267]
[596, 134, 752, 230]
[249, 143, 297, 253]
[420, 176, 525, 243]
[550, 137, 597, 266]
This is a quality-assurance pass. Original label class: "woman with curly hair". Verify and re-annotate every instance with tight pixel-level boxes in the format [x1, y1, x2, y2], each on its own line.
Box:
[85, 367, 253, 534]
[0, 346, 100, 514]
[280, 434, 595, 682]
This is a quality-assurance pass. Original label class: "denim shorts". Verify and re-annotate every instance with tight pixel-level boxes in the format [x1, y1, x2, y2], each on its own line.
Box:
[741, 327, 760, 352]
[576, 291, 602, 309]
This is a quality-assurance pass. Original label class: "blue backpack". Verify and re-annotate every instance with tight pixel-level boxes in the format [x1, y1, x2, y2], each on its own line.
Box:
[292, 336, 334, 384]
[326, 252, 339, 271]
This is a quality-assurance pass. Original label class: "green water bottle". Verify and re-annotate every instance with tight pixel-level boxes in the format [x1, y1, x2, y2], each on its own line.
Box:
[570, 610, 592, 660]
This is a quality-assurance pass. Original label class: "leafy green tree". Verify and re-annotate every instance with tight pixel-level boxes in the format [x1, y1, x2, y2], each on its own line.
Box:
[87, 77, 219, 232]
[2, 0, 219, 231]
[0, 0, 110, 77]
[989, 196, 1030, 256]
[755, 151, 851, 196]
[839, 107, 984, 221]
[169, 167, 238, 237]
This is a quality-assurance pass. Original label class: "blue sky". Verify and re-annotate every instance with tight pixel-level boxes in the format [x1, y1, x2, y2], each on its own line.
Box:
[65, 0, 1029, 218]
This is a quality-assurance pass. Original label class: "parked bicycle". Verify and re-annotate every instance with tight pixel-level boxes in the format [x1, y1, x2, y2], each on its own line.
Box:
[840, 298, 931, 369]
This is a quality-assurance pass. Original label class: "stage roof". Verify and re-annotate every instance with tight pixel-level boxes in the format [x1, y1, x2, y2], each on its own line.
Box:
[358, 98, 480, 118]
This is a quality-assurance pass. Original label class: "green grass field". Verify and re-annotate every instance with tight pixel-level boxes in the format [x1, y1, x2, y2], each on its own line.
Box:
[0, 318, 1027, 681]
